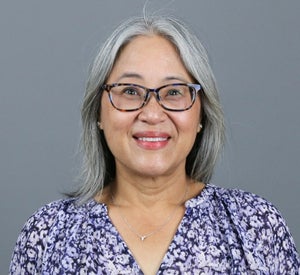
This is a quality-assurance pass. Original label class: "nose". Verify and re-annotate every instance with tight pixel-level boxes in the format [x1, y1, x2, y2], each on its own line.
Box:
[138, 92, 166, 124]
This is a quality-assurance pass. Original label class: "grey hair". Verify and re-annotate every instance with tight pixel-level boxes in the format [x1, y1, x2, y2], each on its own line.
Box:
[72, 15, 225, 204]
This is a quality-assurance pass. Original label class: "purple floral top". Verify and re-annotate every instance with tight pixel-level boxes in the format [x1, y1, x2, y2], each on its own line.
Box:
[10, 184, 299, 274]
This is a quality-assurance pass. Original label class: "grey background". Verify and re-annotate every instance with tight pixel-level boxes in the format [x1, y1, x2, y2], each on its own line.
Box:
[1, 0, 299, 272]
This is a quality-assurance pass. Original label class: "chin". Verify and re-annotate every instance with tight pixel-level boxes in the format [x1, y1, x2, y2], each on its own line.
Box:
[134, 165, 178, 179]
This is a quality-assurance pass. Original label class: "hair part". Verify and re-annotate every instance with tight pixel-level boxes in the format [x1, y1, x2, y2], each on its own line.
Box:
[70, 15, 225, 204]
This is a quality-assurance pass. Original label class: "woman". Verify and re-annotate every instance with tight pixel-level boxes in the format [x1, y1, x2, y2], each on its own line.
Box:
[10, 15, 299, 274]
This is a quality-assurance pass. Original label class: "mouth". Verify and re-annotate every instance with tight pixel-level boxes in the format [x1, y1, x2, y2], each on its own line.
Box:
[136, 137, 169, 142]
[133, 132, 171, 149]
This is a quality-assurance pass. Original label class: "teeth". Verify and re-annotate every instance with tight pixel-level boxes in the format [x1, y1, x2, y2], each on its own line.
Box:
[138, 137, 168, 142]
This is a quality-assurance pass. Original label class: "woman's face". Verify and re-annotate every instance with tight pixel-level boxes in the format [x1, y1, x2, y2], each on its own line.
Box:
[100, 35, 201, 179]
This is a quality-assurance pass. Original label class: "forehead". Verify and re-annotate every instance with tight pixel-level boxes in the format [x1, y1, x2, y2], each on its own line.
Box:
[117, 35, 180, 64]
[107, 35, 192, 84]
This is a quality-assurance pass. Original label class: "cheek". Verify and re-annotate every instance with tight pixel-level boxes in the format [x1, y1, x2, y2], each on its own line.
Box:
[99, 93, 109, 122]
[177, 105, 201, 133]
[100, 94, 118, 130]
[100, 100, 133, 138]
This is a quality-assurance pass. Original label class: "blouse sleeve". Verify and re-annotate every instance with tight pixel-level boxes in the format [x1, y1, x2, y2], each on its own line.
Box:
[9, 201, 61, 274]
[228, 189, 300, 273]
[267, 206, 300, 273]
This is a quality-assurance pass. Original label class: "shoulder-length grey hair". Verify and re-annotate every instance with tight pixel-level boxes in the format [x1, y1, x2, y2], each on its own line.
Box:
[72, 15, 225, 204]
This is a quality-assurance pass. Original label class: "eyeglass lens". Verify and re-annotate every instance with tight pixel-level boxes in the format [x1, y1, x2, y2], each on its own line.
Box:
[107, 84, 196, 111]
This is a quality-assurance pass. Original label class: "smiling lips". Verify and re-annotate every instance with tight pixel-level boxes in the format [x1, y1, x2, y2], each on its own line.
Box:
[138, 137, 168, 142]
[133, 132, 170, 149]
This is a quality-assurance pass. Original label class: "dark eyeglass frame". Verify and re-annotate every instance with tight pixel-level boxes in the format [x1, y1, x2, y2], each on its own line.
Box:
[101, 83, 202, 112]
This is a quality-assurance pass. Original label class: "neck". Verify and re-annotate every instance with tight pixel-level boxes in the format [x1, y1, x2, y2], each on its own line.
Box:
[110, 172, 192, 209]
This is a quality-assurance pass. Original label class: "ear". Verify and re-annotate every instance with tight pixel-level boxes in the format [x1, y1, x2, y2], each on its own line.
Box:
[197, 123, 203, 133]
[97, 121, 103, 130]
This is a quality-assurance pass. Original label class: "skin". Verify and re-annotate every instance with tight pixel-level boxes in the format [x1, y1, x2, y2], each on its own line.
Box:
[97, 35, 205, 275]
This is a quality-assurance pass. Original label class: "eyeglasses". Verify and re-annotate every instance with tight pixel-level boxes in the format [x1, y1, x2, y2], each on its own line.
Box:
[102, 83, 202, 112]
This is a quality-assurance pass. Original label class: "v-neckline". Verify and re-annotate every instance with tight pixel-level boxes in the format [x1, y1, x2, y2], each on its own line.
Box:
[89, 185, 210, 273]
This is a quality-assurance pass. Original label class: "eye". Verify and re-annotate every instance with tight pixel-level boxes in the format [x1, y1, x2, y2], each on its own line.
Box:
[122, 87, 139, 96]
[166, 89, 183, 96]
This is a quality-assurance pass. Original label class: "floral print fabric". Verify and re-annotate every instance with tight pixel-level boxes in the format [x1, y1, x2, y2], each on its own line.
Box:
[10, 185, 300, 274]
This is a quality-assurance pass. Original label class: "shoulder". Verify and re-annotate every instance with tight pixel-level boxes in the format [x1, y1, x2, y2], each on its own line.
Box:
[13, 197, 102, 242]
[199, 185, 300, 272]
[187, 184, 289, 236]
[9, 198, 102, 274]
[21, 198, 79, 231]
[203, 184, 292, 235]
[205, 184, 282, 218]
[11, 198, 79, 253]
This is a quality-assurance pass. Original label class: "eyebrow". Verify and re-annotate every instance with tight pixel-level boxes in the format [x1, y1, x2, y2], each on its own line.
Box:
[116, 72, 189, 83]
[164, 76, 189, 83]
[116, 73, 143, 82]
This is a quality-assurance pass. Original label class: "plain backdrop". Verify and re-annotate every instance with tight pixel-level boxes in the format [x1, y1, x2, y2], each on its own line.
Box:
[1, 0, 299, 272]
